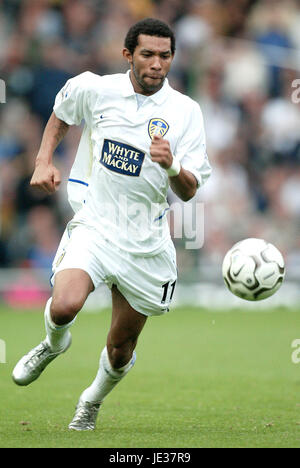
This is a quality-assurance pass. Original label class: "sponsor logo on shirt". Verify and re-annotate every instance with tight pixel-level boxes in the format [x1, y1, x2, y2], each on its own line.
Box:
[100, 139, 145, 176]
[148, 118, 169, 139]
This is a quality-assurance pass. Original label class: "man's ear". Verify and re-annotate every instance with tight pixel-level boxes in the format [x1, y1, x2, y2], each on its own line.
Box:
[122, 48, 133, 65]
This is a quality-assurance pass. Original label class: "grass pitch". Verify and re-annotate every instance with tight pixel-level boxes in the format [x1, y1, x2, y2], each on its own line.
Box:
[1, 305, 300, 448]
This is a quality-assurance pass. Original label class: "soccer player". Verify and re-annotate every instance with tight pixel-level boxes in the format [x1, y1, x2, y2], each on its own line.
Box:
[12, 18, 211, 430]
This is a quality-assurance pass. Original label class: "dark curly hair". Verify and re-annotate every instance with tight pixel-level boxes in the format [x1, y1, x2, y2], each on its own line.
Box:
[124, 18, 176, 55]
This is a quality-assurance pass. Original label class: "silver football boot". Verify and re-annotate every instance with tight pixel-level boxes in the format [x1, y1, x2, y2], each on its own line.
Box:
[68, 398, 101, 431]
[12, 333, 72, 386]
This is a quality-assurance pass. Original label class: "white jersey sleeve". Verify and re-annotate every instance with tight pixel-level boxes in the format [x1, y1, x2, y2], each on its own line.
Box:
[175, 101, 211, 188]
[53, 71, 94, 126]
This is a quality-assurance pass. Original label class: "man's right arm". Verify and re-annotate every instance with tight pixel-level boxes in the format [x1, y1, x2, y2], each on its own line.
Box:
[30, 112, 69, 194]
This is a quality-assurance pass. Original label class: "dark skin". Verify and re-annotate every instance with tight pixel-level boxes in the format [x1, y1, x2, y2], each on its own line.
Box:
[30, 34, 197, 370]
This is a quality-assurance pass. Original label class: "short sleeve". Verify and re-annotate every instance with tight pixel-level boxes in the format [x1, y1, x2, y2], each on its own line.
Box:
[174, 101, 211, 188]
[53, 72, 93, 126]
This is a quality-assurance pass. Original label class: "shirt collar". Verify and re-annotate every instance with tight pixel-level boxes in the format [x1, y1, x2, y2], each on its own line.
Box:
[122, 70, 170, 104]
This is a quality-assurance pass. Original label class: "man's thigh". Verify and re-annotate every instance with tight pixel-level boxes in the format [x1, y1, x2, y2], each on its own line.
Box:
[52, 268, 95, 307]
[108, 285, 148, 345]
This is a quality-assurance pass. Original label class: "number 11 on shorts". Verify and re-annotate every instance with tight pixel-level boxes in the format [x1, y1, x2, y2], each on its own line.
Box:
[161, 280, 176, 304]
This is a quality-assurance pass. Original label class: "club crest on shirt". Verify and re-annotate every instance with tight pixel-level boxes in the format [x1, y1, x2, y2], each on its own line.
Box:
[148, 118, 169, 139]
[100, 139, 145, 176]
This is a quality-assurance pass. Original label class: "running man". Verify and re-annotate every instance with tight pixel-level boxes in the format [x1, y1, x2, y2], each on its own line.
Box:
[12, 18, 211, 430]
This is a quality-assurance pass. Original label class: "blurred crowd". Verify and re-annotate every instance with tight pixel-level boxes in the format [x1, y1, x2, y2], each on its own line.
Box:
[0, 0, 300, 284]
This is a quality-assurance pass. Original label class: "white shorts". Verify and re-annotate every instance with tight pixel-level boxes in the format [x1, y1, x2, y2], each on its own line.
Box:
[51, 223, 177, 317]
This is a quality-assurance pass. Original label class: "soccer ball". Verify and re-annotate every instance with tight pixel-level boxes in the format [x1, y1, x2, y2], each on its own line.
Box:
[222, 238, 285, 301]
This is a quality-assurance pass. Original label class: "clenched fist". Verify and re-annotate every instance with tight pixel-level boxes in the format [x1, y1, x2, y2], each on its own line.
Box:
[150, 135, 173, 170]
[30, 162, 61, 195]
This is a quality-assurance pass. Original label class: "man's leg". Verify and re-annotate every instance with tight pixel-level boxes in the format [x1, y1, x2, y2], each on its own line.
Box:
[45, 269, 94, 351]
[68, 285, 147, 431]
[12, 269, 94, 386]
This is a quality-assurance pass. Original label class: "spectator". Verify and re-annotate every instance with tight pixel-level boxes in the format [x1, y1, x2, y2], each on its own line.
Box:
[0, 0, 299, 287]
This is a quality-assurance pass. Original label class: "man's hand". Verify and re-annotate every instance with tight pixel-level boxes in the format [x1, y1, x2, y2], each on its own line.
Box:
[30, 161, 61, 195]
[150, 135, 198, 202]
[29, 112, 68, 195]
[150, 135, 173, 169]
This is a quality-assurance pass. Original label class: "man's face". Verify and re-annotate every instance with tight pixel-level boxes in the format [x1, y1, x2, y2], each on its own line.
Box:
[123, 34, 174, 95]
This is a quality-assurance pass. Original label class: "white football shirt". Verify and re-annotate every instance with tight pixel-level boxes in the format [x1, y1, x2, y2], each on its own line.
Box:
[53, 71, 211, 255]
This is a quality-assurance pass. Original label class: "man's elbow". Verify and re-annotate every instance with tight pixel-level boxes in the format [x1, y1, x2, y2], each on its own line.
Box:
[181, 173, 199, 201]
[180, 187, 197, 202]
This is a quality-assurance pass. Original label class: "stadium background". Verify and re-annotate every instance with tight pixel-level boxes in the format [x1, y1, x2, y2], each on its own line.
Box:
[0, 0, 300, 310]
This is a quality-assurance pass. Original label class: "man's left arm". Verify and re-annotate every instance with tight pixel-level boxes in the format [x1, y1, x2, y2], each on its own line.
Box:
[150, 101, 211, 202]
[150, 135, 198, 201]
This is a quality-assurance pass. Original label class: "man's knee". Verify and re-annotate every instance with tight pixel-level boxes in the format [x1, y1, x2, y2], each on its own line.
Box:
[50, 294, 85, 325]
[50, 270, 93, 325]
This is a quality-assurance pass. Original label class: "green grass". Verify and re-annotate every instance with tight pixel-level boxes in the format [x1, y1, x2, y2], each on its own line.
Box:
[1, 305, 300, 448]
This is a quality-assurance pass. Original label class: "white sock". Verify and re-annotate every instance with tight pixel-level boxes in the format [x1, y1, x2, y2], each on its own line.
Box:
[80, 346, 136, 404]
[44, 297, 75, 352]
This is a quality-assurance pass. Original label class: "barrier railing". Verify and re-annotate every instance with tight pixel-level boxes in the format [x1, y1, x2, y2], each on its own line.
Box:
[0, 267, 299, 310]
